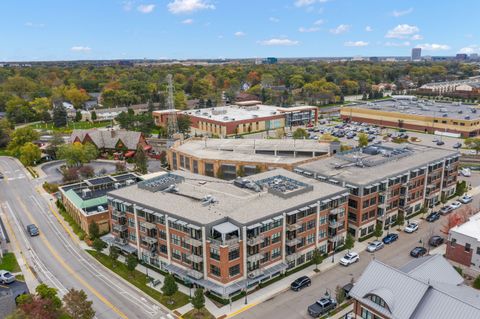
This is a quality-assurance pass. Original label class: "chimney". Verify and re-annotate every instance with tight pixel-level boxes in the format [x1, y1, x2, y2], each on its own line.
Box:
[111, 130, 116, 138]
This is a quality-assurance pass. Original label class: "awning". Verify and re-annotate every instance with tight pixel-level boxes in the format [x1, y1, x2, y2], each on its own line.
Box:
[124, 151, 136, 158]
[247, 223, 262, 230]
[287, 210, 299, 216]
[187, 224, 201, 230]
[262, 219, 274, 225]
[273, 216, 283, 221]
[143, 145, 152, 151]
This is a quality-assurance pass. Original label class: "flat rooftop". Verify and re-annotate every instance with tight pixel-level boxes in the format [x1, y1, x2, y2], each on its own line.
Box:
[450, 212, 480, 239]
[172, 138, 331, 164]
[108, 169, 347, 225]
[298, 143, 458, 186]
[348, 98, 480, 120]
[183, 104, 283, 123]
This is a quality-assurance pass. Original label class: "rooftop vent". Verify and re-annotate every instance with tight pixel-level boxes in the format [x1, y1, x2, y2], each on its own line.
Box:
[81, 188, 92, 198]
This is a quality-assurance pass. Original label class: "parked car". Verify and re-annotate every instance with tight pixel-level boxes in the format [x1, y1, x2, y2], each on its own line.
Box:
[339, 252, 359, 266]
[382, 233, 399, 244]
[429, 235, 444, 247]
[450, 201, 462, 210]
[410, 247, 427, 258]
[366, 240, 384, 252]
[426, 211, 441, 222]
[459, 194, 473, 204]
[460, 168, 471, 177]
[290, 276, 311, 291]
[342, 283, 354, 299]
[404, 221, 419, 233]
[439, 205, 454, 215]
[0, 270, 16, 284]
[436, 141, 445, 146]
[453, 142, 462, 149]
[26, 224, 39, 237]
[307, 297, 337, 317]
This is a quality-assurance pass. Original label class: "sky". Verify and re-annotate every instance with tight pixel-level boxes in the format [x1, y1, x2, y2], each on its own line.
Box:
[1, 0, 479, 61]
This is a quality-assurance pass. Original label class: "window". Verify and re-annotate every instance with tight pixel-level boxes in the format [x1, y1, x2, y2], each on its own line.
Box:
[210, 265, 221, 277]
[128, 218, 135, 227]
[229, 248, 240, 261]
[170, 234, 180, 246]
[307, 233, 315, 245]
[307, 220, 316, 230]
[348, 199, 358, 209]
[477, 247, 480, 255]
[465, 243, 471, 252]
[319, 230, 326, 239]
[210, 248, 220, 261]
[129, 233, 136, 241]
[172, 249, 181, 260]
[361, 308, 382, 319]
[229, 264, 240, 277]
[271, 232, 281, 244]
[368, 294, 386, 308]
[451, 238, 456, 246]
[271, 248, 281, 259]
[319, 216, 327, 225]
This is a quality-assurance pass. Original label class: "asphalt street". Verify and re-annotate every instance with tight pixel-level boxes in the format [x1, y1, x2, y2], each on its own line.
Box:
[0, 156, 167, 319]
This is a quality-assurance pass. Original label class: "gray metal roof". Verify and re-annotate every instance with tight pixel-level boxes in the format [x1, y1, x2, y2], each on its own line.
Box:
[400, 254, 464, 286]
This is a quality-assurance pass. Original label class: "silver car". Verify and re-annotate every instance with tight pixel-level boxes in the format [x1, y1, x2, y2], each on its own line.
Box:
[0, 270, 16, 284]
[366, 240, 384, 252]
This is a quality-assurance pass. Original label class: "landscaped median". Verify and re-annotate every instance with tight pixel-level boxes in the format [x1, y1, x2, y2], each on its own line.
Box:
[86, 250, 190, 310]
[0, 252, 21, 272]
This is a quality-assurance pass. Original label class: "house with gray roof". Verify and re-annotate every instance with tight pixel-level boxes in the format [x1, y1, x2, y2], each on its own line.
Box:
[350, 254, 480, 319]
[70, 129, 148, 152]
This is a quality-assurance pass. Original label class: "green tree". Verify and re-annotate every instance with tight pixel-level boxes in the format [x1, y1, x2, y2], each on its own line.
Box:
[373, 222, 383, 239]
[162, 274, 178, 303]
[7, 126, 39, 157]
[109, 245, 120, 268]
[358, 133, 369, 147]
[465, 138, 480, 154]
[91, 110, 97, 121]
[292, 128, 308, 139]
[344, 233, 354, 251]
[134, 144, 148, 174]
[75, 110, 82, 122]
[92, 238, 105, 254]
[312, 249, 324, 271]
[89, 221, 100, 240]
[178, 115, 191, 134]
[36, 283, 63, 310]
[5, 96, 35, 123]
[65, 85, 90, 109]
[126, 254, 138, 278]
[237, 165, 245, 177]
[474, 275, 480, 289]
[0, 118, 12, 148]
[57, 142, 98, 167]
[19, 142, 41, 166]
[62, 288, 95, 319]
[335, 285, 346, 305]
[52, 103, 68, 127]
[174, 91, 187, 110]
[191, 288, 205, 313]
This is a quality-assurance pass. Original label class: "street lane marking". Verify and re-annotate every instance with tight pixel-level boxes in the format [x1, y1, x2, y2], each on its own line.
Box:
[16, 196, 129, 319]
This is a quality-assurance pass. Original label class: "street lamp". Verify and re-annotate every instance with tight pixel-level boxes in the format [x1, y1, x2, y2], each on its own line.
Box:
[244, 273, 254, 305]
[331, 235, 337, 263]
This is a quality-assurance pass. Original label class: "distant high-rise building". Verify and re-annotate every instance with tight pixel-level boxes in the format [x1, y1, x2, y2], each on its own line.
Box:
[470, 53, 479, 60]
[411, 48, 422, 60]
[263, 57, 278, 64]
[456, 53, 468, 61]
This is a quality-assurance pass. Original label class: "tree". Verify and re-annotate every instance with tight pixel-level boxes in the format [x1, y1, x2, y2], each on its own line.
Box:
[57, 142, 98, 167]
[92, 238, 104, 254]
[19, 142, 41, 166]
[162, 274, 178, 303]
[134, 145, 148, 174]
[465, 138, 480, 154]
[89, 221, 100, 240]
[292, 128, 308, 139]
[109, 245, 119, 268]
[344, 233, 354, 251]
[358, 133, 369, 148]
[30, 97, 51, 120]
[373, 222, 383, 239]
[0, 118, 12, 148]
[191, 288, 205, 313]
[335, 285, 346, 305]
[115, 161, 126, 173]
[52, 103, 67, 127]
[177, 115, 191, 134]
[237, 165, 245, 177]
[65, 85, 90, 109]
[474, 275, 480, 289]
[35, 283, 62, 310]
[5, 96, 35, 123]
[75, 110, 82, 122]
[174, 91, 187, 110]
[312, 249, 324, 271]
[91, 110, 97, 121]
[126, 254, 138, 278]
[78, 165, 95, 178]
[62, 288, 95, 319]
[7, 126, 39, 157]
[62, 167, 79, 182]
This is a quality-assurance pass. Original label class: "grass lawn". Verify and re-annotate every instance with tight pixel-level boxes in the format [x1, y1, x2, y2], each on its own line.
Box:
[0, 148, 9, 156]
[87, 250, 189, 310]
[0, 252, 21, 273]
[30, 121, 111, 133]
[183, 308, 215, 319]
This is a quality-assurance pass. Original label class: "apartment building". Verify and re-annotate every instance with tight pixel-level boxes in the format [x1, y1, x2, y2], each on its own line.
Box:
[297, 144, 459, 240]
[106, 169, 348, 299]
[446, 212, 480, 273]
[168, 138, 339, 179]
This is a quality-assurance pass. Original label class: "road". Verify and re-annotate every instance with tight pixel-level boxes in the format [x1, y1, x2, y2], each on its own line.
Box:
[0, 156, 167, 319]
[236, 175, 480, 319]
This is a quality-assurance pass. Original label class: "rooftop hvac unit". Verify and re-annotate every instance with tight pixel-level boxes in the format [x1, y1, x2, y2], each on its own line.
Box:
[97, 205, 105, 211]
[81, 188, 92, 198]
[114, 182, 121, 189]
[125, 179, 135, 186]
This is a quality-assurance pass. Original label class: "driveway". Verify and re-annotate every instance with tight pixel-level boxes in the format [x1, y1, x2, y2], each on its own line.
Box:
[40, 160, 119, 183]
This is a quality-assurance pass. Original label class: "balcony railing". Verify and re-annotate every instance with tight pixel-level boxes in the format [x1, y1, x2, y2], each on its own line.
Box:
[112, 210, 126, 217]
[112, 224, 127, 232]
[286, 238, 301, 247]
[187, 269, 204, 280]
[329, 208, 343, 215]
[248, 268, 264, 278]
[144, 222, 156, 230]
[187, 253, 203, 263]
[247, 235, 264, 246]
[143, 236, 157, 245]
[247, 253, 264, 263]
[185, 236, 203, 247]
[286, 223, 301, 232]
[328, 221, 343, 229]
[286, 253, 297, 262]
[209, 237, 240, 248]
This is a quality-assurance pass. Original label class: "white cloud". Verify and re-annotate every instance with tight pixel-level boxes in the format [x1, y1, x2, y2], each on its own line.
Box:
[137, 4, 155, 13]
[459, 45, 479, 54]
[385, 24, 419, 39]
[258, 38, 299, 46]
[269, 17, 280, 23]
[182, 18, 194, 24]
[411, 34, 423, 41]
[25, 22, 45, 28]
[344, 41, 369, 47]
[71, 46, 91, 52]
[167, 0, 215, 14]
[330, 24, 350, 35]
[384, 41, 411, 47]
[313, 19, 324, 25]
[392, 8, 414, 17]
[365, 26, 373, 32]
[294, 0, 328, 7]
[122, 0, 134, 11]
[299, 26, 320, 33]
[234, 31, 246, 37]
[418, 43, 451, 51]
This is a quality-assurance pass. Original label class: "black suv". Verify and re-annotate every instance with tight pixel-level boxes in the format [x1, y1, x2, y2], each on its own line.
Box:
[426, 211, 440, 222]
[308, 297, 337, 317]
[429, 235, 444, 247]
[26, 224, 39, 237]
[290, 276, 311, 291]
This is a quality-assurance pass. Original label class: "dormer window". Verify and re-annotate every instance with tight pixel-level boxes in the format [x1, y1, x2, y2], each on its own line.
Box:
[368, 294, 386, 308]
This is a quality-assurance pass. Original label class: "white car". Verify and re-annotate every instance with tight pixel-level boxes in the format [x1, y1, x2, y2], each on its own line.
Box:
[339, 252, 359, 266]
[459, 195, 473, 204]
[366, 241, 384, 252]
[460, 168, 471, 177]
[404, 221, 419, 233]
[450, 201, 462, 210]
[0, 270, 16, 284]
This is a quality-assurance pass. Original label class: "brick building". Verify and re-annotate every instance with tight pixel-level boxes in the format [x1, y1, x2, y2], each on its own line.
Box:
[106, 169, 348, 299]
[446, 212, 480, 273]
[297, 143, 459, 240]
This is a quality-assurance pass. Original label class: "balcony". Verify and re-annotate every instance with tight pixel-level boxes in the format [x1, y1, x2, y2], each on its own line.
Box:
[187, 269, 204, 280]
[329, 208, 343, 215]
[112, 210, 126, 217]
[209, 237, 239, 248]
[185, 236, 203, 247]
[286, 253, 297, 262]
[187, 253, 203, 263]
[144, 222, 156, 230]
[286, 238, 301, 247]
[143, 236, 157, 245]
[247, 235, 264, 246]
[143, 249, 157, 257]
[286, 223, 301, 232]
[248, 268, 264, 278]
[247, 253, 264, 263]
[112, 224, 127, 232]
[328, 220, 343, 229]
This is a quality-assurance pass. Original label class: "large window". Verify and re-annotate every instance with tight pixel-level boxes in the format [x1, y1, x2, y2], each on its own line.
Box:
[210, 248, 220, 261]
[229, 264, 240, 277]
[229, 248, 240, 261]
[210, 265, 221, 277]
[361, 308, 382, 319]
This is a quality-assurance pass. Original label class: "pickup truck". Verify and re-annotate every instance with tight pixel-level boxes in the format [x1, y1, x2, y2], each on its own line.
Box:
[307, 297, 336, 317]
